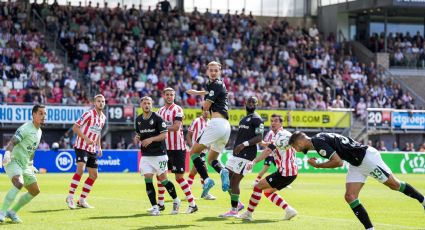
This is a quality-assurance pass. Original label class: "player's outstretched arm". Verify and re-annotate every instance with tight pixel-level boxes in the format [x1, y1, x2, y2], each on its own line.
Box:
[308, 153, 343, 168]
[247, 148, 273, 170]
[186, 89, 207, 96]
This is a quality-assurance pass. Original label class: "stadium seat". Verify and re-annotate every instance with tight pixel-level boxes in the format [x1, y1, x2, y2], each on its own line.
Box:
[6, 97, 14, 103]
[15, 97, 24, 103]
[18, 89, 27, 97]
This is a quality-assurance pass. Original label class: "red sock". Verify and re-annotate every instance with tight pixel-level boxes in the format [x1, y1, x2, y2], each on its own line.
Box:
[247, 186, 263, 213]
[68, 173, 81, 197]
[264, 192, 288, 209]
[157, 179, 165, 206]
[177, 178, 195, 206]
[255, 175, 262, 183]
[187, 174, 195, 186]
[80, 177, 95, 199]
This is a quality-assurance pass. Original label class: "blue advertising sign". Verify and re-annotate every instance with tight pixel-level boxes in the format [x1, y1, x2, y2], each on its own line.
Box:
[0, 105, 90, 124]
[392, 111, 425, 130]
[0, 150, 140, 173]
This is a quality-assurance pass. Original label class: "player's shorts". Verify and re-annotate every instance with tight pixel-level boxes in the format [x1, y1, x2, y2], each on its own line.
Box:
[167, 150, 186, 173]
[226, 155, 252, 176]
[265, 172, 297, 190]
[264, 155, 276, 166]
[346, 147, 392, 183]
[140, 155, 169, 175]
[4, 159, 37, 187]
[198, 118, 231, 153]
[75, 148, 98, 168]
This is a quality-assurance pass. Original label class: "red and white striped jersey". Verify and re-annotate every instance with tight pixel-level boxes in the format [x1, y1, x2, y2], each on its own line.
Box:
[74, 108, 106, 153]
[265, 128, 298, 176]
[273, 146, 298, 176]
[158, 104, 186, 150]
[188, 116, 208, 145]
[264, 127, 283, 142]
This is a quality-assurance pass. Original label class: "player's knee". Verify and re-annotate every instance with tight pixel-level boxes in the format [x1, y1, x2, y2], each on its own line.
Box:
[344, 193, 358, 203]
[30, 188, 40, 196]
[11, 178, 23, 190]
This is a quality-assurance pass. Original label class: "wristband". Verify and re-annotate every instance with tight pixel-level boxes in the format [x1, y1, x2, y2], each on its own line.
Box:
[243, 141, 249, 147]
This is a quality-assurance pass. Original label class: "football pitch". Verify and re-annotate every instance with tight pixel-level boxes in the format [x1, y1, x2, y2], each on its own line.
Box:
[0, 173, 424, 230]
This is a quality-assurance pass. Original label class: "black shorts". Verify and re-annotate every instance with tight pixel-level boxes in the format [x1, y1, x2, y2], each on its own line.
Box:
[265, 172, 297, 190]
[167, 150, 186, 173]
[75, 148, 98, 168]
[264, 155, 276, 166]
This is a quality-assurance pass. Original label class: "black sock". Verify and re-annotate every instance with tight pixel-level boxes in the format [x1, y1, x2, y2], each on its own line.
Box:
[145, 178, 157, 206]
[211, 159, 223, 173]
[231, 193, 239, 209]
[191, 154, 209, 180]
[350, 199, 373, 229]
[161, 179, 177, 199]
[399, 182, 425, 203]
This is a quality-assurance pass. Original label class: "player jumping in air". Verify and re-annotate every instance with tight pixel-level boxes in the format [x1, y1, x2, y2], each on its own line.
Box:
[186, 61, 231, 198]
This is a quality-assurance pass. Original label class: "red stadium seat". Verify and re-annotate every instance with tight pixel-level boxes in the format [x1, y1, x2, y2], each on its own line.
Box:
[15, 97, 24, 103]
[47, 98, 56, 103]
[18, 89, 27, 97]
[6, 97, 14, 103]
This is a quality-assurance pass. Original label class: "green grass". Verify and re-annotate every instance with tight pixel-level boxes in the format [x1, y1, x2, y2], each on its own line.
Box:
[0, 173, 424, 230]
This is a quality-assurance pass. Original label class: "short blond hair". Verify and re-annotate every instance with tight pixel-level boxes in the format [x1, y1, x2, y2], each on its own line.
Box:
[207, 61, 221, 70]
[163, 87, 175, 93]
[140, 96, 153, 103]
[94, 94, 105, 100]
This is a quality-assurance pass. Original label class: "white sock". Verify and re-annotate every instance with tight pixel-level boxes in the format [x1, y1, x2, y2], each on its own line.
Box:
[422, 198, 425, 206]
[173, 198, 180, 203]
[366, 227, 375, 230]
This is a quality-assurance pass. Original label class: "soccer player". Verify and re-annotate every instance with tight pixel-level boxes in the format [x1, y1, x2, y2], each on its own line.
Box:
[254, 114, 284, 185]
[158, 87, 197, 213]
[186, 109, 216, 200]
[66, 94, 106, 209]
[237, 129, 298, 221]
[0, 104, 46, 223]
[186, 61, 231, 198]
[136, 96, 181, 216]
[288, 132, 425, 230]
[220, 96, 263, 217]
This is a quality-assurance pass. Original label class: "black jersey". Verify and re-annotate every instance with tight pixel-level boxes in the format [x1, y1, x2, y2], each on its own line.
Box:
[311, 133, 368, 166]
[233, 112, 264, 161]
[135, 112, 168, 156]
[204, 79, 229, 119]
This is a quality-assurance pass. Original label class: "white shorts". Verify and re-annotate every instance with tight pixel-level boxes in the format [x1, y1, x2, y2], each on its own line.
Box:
[226, 155, 252, 176]
[346, 147, 392, 183]
[199, 118, 231, 153]
[140, 155, 169, 175]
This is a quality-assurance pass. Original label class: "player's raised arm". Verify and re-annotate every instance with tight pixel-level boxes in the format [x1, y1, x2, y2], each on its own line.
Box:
[186, 89, 207, 95]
